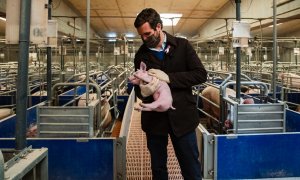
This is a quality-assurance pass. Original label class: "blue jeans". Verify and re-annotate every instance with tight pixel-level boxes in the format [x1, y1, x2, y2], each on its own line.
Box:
[146, 130, 202, 180]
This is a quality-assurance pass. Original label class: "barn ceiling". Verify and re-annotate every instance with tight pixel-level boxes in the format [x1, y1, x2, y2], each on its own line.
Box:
[64, 0, 229, 39]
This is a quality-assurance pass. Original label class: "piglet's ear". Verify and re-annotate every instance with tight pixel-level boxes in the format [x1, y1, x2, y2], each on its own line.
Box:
[140, 61, 147, 71]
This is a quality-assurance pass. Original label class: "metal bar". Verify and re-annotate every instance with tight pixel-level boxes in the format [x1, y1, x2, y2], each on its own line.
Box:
[51, 82, 101, 103]
[16, 0, 31, 150]
[221, 81, 269, 97]
[60, 39, 64, 82]
[119, 88, 135, 139]
[5, 146, 32, 169]
[272, 0, 278, 102]
[61, 95, 82, 107]
[0, 150, 4, 180]
[238, 119, 283, 122]
[39, 131, 89, 134]
[197, 124, 214, 179]
[238, 111, 284, 114]
[40, 114, 89, 117]
[4, 148, 48, 180]
[115, 137, 126, 180]
[235, 0, 241, 101]
[88, 106, 94, 137]
[234, 127, 284, 131]
[47, 0, 52, 105]
[36, 152, 48, 180]
[85, 0, 90, 106]
[197, 108, 219, 123]
[40, 123, 89, 125]
[295, 41, 298, 65]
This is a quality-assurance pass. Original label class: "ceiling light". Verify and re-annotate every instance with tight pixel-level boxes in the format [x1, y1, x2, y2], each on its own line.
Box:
[160, 13, 182, 26]
[125, 33, 135, 38]
[0, 17, 6, 21]
[106, 32, 117, 38]
[108, 39, 116, 42]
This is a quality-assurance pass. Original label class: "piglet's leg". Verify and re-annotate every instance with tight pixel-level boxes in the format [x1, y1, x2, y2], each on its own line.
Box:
[139, 102, 160, 111]
[134, 105, 143, 112]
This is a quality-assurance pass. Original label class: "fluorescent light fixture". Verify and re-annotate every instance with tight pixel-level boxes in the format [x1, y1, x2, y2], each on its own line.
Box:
[0, 17, 6, 21]
[160, 13, 182, 26]
[268, 23, 282, 27]
[108, 39, 116, 42]
[106, 32, 117, 38]
[125, 33, 135, 38]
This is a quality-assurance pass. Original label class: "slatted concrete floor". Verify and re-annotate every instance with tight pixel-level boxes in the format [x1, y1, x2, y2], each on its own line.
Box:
[126, 105, 183, 179]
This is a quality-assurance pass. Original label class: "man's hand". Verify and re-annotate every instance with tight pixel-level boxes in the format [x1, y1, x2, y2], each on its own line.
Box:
[140, 76, 160, 97]
[148, 69, 170, 83]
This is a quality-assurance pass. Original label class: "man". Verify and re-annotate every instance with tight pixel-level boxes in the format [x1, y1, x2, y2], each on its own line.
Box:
[133, 8, 207, 180]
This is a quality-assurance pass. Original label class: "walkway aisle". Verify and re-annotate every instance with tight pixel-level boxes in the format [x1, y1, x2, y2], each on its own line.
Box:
[126, 102, 183, 180]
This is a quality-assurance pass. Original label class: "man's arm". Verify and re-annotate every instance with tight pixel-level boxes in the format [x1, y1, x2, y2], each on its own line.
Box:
[171, 40, 206, 88]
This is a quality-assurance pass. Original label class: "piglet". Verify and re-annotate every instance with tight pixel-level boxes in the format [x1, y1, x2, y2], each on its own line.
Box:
[26, 123, 37, 137]
[129, 62, 175, 112]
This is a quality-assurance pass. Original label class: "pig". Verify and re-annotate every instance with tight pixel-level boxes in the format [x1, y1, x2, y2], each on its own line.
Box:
[201, 86, 253, 131]
[77, 93, 98, 106]
[128, 61, 175, 112]
[78, 75, 86, 82]
[26, 123, 37, 137]
[0, 108, 13, 119]
[278, 72, 300, 88]
[99, 99, 112, 129]
[78, 93, 112, 129]
[32, 90, 47, 96]
[296, 105, 300, 113]
[241, 85, 260, 94]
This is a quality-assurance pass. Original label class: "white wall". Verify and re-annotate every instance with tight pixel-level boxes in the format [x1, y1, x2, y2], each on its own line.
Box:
[197, 0, 300, 40]
[51, 0, 97, 39]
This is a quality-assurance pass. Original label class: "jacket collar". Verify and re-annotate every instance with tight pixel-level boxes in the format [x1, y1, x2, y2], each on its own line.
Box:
[138, 31, 177, 58]
[163, 31, 177, 47]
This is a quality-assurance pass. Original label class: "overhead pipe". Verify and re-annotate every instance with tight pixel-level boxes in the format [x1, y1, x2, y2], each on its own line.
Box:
[16, 0, 31, 150]
[47, 0, 52, 105]
[52, 15, 300, 20]
[272, 0, 277, 102]
[235, 0, 241, 101]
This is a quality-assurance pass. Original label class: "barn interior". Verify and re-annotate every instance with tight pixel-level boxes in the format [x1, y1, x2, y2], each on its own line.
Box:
[0, 0, 300, 179]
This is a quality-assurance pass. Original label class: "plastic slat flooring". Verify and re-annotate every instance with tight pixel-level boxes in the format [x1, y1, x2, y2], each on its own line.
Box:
[126, 104, 183, 179]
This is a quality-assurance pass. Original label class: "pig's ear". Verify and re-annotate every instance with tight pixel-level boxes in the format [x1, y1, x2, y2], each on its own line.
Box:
[140, 61, 147, 71]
